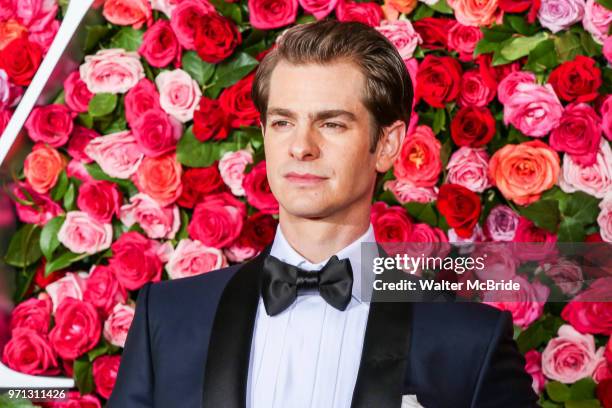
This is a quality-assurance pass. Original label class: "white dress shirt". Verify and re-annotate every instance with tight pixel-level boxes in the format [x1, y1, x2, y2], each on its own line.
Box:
[246, 223, 378, 408]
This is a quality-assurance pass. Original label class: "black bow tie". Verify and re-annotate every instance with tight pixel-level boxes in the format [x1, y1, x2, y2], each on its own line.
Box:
[261, 254, 354, 316]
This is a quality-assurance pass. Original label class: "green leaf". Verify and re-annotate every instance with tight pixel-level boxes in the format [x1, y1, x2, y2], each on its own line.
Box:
[78, 112, 94, 129]
[559, 191, 600, 226]
[411, 3, 435, 21]
[474, 38, 500, 56]
[176, 126, 249, 167]
[482, 24, 515, 42]
[45, 251, 88, 276]
[175, 209, 189, 241]
[88, 93, 118, 117]
[557, 218, 585, 242]
[565, 400, 602, 408]
[87, 342, 111, 362]
[5, 224, 42, 268]
[40, 216, 65, 261]
[578, 28, 603, 56]
[63, 181, 76, 210]
[404, 202, 438, 226]
[546, 381, 571, 403]
[504, 14, 537, 36]
[50, 170, 69, 201]
[84, 25, 112, 53]
[596, 0, 612, 10]
[84, 162, 138, 194]
[524, 39, 558, 72]
[109, 27, 144, 52]
[0, 394, 36, 407]
[429, 0, 453, 13]
[74, 358, 94, 395]
[206, 52, 258, 98]
[432, 108, 446, 134]
[500, 32, 548, 61]
[296, 14, 317, 24]
[569, 378, 597, 401]
[182, 51, 215, 87]
[208, 0, 242, 23]
[555, 31, 583, 63]
[517, 199, 560, 233]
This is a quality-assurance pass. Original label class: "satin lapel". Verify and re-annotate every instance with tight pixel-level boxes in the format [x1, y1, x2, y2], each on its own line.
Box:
[201, 246, 271, 408]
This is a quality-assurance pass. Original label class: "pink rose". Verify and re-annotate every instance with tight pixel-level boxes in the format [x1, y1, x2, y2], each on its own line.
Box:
[483, 275, 549, 329]
[44, 392, 101, 407]
[542, 324, 601, 383]
[497, 71, 536, 104]
[25, 104, 74, 147]
[248, 0, 298, 29]
[103, 0, 152, 29]
[604, 36, 612, 65]
[537, 258, 584, 296]
[406, 222, 449, 259]
[2, 328, 59, 375]
[9, 296, 52, 335]
[170, 0, 215, 50]
[218, 149, 253, 196]
[28, 19, 59, 53]
[85, 130, 144, 179]
[393, 125, 442, 187]
[139, 19, 180, 68]
[561, 278, 612, 335]
[124, 78, 161, 128]
[550, 103, 601, 166]
[383, 179, 438, 204]
[188, 192, 246, 248]
[24, 143, 67, 194]
[446, 147, 491, 193]
[132, 153, 183, 206]
[46, 272, 88, 313]
[593, 356, 612, 383]
[109, 231, 168, 290]
[119, 193, 180, 239]
[447, 22, 482, 61]
[243, 161, 279, 214]
[77, 180, 123, 224]
[458, 69, 496, 108]
[10, 181, 63, 226]
[103, 303, 134, 348]
[64, 71, 93, 113]
[67, 159, 95, 183]
[150, 0, 180, 17]
[375, 20, 422, 60]
[473, 243, 517, 280]
[49, 298, 101, 360]
[298, 0, 337, 19]
[0, 109, 10, 134]
[504, 82, 564, 137]
[93, 355, 120, 399]
[559, 140, 612, 199]
[224, 242, 258, 263]
[57, 211, 113, 255]
[67, 126, 98, 163]
[14, 0, 58, 32]
[484, 204, 519, 242]
[80, 49, 145, 94]
[524, 350, 546, 394]
[166, 239, 228, 279]
[538, 0, 585, 33]
[601, 95, 612, 141]
[336, 0, 383, 26]
[370, 201, 413, 243]
[446, 0, 501, 26]
[132, 108, 182, 157]
[583, 0, 612, 44]
[155, 69, 201, 123]
[513, 217, 558, 262]
[598, 192, 612, 243]
[83, 265, 127, 317]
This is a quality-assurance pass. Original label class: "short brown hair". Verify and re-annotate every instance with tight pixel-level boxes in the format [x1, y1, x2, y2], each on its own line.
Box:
[251, 19, 413, 154]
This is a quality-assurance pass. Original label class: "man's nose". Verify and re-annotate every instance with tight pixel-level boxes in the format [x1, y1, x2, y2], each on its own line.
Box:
[289, 126, 320, 161]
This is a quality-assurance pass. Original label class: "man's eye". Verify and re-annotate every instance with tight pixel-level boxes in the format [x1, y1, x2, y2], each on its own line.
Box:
[272, 121, 290, 128]
[323, 122, 344, 129]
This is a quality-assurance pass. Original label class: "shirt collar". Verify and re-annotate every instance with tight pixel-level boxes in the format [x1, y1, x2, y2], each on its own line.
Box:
[269, 223, 378, 303]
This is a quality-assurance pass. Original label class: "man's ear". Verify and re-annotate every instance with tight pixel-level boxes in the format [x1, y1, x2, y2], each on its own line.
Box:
[375, 120, 406, 173]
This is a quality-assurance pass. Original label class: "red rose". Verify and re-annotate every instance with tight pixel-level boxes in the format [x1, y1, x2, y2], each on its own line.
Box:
[548, 56, 601, 103]
[67, 126, 99, 163]
[77, 180, 123, 224]
[416, 55, 462, 108]
[34, 261, 66, 289]
[498, 0, 540, 23]
[336, 0, 383, 26]
[413, 17, 453, 50]
[549, 103, 602, 166]
[370, 201, 414, 242]
[477, 54, 520, 84]
[9, 296, 52, 336]
[195, 13, 241, 64]
[512, 217, 557, 262]
[243, 161, 279, 214]
[193, 96, 230, 142]
[248, 0, 298, 30]
[49, 298, 101, 360]
[436, 183, 481, 238]
[447, 22, 483, 62]
[25, 104, 75, 148]
[0, 37, 42, 86]
[93, 355, 120, 399]
[64, 71, 93, 113]
[597, 379, 612, 408]
[561, 278, 612, 336]
[238, 212, 278, 252]
[188, 192, 246, 248]
[124, 78, 161, 129]
[83, 265, 127, 317]
[131, 109, 182, 157]
[109, 231, 165, 290]
[219, 73, 260, 128]
[177, 164, 226, 208]
[450, 106, 496, 148]
[2, 328, 59, 375]
[139, 19, 180, 68]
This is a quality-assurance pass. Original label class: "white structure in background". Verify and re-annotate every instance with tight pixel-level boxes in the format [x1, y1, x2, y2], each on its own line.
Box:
[0, 0, 96, 389]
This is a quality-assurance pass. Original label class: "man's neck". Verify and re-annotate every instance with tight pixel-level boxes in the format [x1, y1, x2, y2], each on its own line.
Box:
[277, 209, 371, 264]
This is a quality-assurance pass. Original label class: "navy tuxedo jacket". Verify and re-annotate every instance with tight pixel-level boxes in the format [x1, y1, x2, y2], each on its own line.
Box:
[108, 246, 539, 408]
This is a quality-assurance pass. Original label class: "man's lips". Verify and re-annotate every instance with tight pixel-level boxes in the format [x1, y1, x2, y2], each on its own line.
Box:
[284, 172, 328, 183]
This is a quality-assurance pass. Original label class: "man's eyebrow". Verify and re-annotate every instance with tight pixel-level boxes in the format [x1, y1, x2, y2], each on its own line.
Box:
[266, 108, 357, 122]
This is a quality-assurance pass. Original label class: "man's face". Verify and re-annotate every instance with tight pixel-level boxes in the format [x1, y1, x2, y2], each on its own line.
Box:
[262, 60, 379, 220]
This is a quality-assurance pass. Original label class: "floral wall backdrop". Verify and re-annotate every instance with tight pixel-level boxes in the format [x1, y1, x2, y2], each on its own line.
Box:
[1, 0, 612, 406]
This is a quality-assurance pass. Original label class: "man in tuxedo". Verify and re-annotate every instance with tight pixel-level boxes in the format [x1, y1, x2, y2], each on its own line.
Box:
[108, 19, 539, 408]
